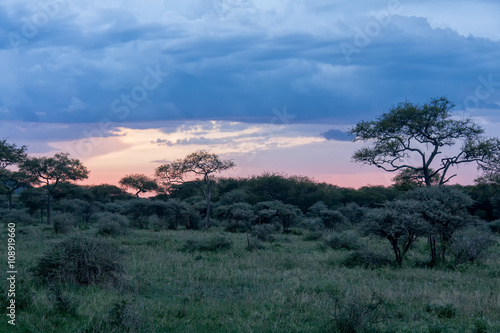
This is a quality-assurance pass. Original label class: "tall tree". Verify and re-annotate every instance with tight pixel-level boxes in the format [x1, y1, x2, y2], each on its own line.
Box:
[350, 97, 500, 186]
[155, 151, 235, 229]
[0, 139, 27, 170]
[119, 174, 158, 198]
[21, 152, 89, 224]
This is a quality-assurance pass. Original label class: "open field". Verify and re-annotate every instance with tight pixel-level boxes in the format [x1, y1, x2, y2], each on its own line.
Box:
[2, 224, 499, 333]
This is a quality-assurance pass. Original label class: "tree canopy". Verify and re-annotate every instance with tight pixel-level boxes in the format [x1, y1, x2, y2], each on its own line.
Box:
[119, 174, 158, 197]
[350, 97, 500, 186]
[21, 152, 89, 224]
[155, 150, 235, 229]
[0, 139, 27, 169]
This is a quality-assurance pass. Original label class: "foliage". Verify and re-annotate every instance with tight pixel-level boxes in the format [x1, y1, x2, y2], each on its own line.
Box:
[181, 235, 233, 252]
[0, 138, 27, 169]
[31, 234, 124, 286]
[119, 173, 158, 197]
[255, 200, 301, 232]
[90, 184, 133, 202]
[327, 291, 385, 333]
[54, 198, 98, 225]
[350, 97, 500, 186]
[325, 231, 361, 250]
[342, 249, 393, 269]
[53, 213, 76, 234]
[449, 228, 494, 265]
[156, 150, 235, 229]
[489, 220, 500, 234]
[363, 199, 428, 265]
[96, 212, 130, 236]
[251, 224, 278, 242]
[216, 202, 255, 232]
[121, 199, 153, 229]
[405, 186, 476, 265]
[21, 152, 89, 224]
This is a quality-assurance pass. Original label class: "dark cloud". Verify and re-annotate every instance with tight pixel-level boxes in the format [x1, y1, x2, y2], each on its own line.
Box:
[1, 1, 499, 125]
[321, 129, 352, 141]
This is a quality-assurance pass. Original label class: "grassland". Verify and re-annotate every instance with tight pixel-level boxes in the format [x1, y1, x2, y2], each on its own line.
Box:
[1, 224, 500, 333]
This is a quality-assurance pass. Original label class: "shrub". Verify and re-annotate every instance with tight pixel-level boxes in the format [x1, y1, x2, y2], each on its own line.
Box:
[342, 250, 392, 269]
[96, 212, 129, 236]
[425, 303, 456, 319]
[53, 213, 77, 234]
[488, 220, 500, 234]
[0, 208, 37, 225]
[31, 235, 124, 286]
[325, 231, 361, 250]
[181, 235, 233, 253]
[303, 231, 323, 241]
[449, 229, 494, 265]
[327, 290, 385, 333]
[251, 224, 277, 242]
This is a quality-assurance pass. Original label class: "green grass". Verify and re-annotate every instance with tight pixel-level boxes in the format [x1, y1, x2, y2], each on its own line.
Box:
[1, 224, 500, 332]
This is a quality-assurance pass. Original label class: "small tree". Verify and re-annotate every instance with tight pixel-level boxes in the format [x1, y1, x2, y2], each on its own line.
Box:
[155, 151, 235, 229]
[0, 170, 35, 210]
[350, 97, 500, 186]
[364, 200, 428, 265]
[405, 186, 475, 266]
[0, 139, 27, 170]
[119, 174, 158, 198]
[21, 152, 89, 225]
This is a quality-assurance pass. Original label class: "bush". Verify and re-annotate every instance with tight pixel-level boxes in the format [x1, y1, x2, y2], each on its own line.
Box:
[96, 212, 129, 236]
[0, 208, 37, 225]
[181, 235, 233, 253]
[53, 213, 77, 234]
[325, 231, 361, 250]
[425, 303, 456, 319]
[342, 250, 392, 269]
[31, 235, 124, 286]
[327, 290, 385, 333]
[251, 224, 277, 242]
[303, 231, 323, 241]
[450, 229, 494, 265]
[488, 220, 500, 234]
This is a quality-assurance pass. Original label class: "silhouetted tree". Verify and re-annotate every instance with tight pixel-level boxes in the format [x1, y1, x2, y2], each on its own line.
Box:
[119, 174, 158, 198]
[350, 97, 500, 186]
[21, 152, 89, 225]
[155, 151, 235, 229]
[0, 170, 35, 210]
[0, 139, 27, 170]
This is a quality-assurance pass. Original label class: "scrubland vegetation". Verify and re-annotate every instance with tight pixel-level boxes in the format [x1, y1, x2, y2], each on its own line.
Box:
[1, 172, 500, 333]
[2, 99, 500, 332]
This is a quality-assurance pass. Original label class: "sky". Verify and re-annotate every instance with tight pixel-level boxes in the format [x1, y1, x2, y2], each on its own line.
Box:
[1, 0, 499, 188]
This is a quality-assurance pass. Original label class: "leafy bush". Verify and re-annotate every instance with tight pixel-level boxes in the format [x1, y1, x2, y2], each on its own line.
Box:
[325, 231, 361, 250]
[53, 213, 77, 234]
[327, 290, 385, 333]
[0, 208, 37, 225]
[425, 303, 456, 319]
[341, 250, 392, 269]
[488, 220, 500, 234]
[96, 212, 129, 236]
[251, 224, 278, 242]
[181, 235, 233, 253]
[303, 231, 323, 241]
[449, 228, 494, 265]
[31, 235, 124, 286]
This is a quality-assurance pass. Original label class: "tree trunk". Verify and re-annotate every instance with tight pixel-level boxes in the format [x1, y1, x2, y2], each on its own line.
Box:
[389, 236, 402, 266]
[46, 193, 51, 225]
[205, 186, 211, 230]
[8, 191, 13, 211]
[428, 234, 437, 267]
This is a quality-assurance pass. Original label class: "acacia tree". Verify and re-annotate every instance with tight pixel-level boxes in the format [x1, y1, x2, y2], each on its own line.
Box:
[350, 97, 500, 186]
[0, 139, 27, 170]
[119, 174, 158, 198]
[155, 151, 235, 229]
[21, 152, 89, 225]
[0, 170, 35, 210]
[364, 200, 428, 265]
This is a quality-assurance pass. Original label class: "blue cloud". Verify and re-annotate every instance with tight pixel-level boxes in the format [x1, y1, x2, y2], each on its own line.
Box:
[1, 1, 499, 126]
